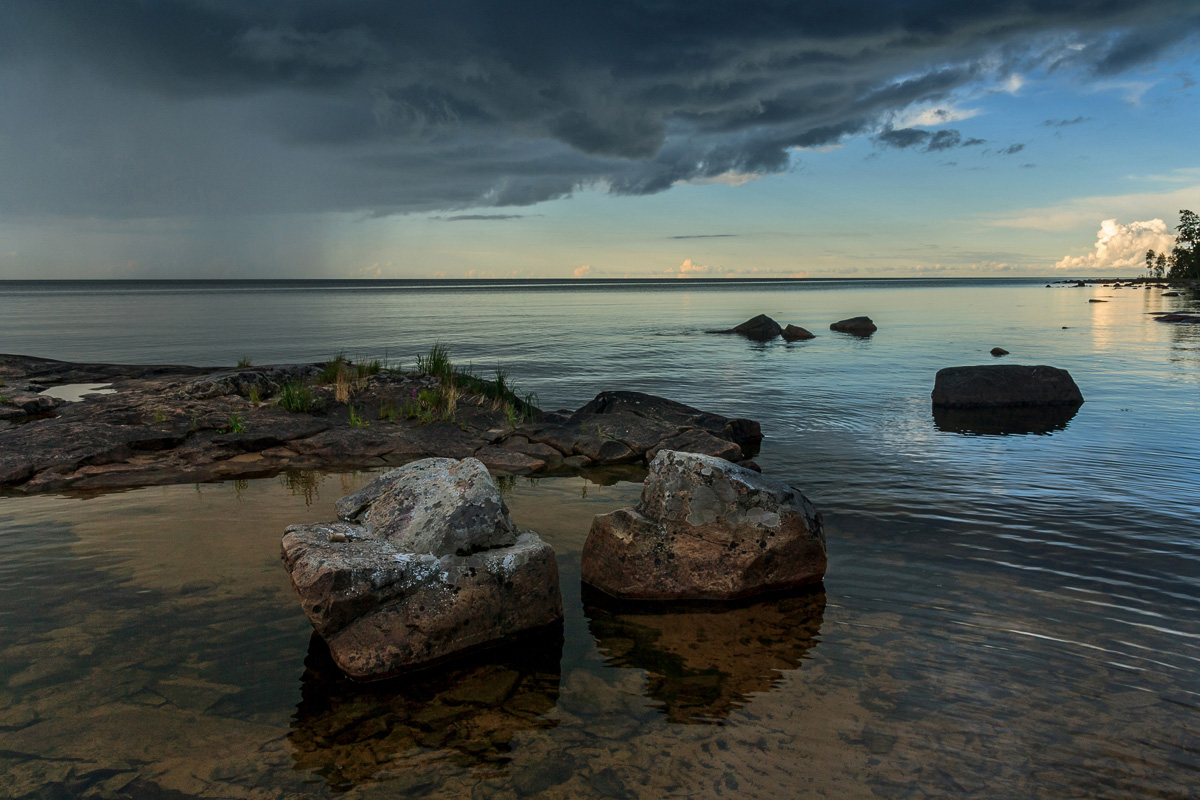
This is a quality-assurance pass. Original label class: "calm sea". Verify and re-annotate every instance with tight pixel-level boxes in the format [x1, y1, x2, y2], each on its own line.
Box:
[0, 278, 1197, 798]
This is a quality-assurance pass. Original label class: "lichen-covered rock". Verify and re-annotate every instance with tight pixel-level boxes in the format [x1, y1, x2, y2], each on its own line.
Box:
[581, 450, 826, 601]
[931, 365, 1084, 408]
[335, 458, 517, 556]
[183, 364, 318, 400]
[282, 526, 561, 680]
[283, 457, 562, 680]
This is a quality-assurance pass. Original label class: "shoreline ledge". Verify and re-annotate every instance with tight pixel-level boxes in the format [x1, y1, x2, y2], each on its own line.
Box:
[0, 354, 762, 494]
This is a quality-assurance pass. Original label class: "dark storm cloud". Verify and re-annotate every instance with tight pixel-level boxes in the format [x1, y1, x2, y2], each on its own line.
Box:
[1, 0, 1197, 218]
[441, 214, 529, 221]
[874, 127, 987, 152]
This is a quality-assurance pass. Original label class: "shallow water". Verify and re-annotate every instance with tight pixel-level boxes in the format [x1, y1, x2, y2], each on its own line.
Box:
[0, 278, 1198, 798]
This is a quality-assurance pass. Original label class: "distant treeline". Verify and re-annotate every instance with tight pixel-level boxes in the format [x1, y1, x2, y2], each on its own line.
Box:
[1146, 209, 1200, 280]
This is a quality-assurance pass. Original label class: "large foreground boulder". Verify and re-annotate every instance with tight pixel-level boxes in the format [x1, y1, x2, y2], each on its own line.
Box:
[581, 450, 826, 601]
[281, 457, 562, 680]
[931, 365, 1084, 408]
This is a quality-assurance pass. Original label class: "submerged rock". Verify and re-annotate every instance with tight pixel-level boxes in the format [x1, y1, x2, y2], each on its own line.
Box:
[1154, 313, 1200, 324]
[931, 365, 1084, 408]
[829, 316, 877, 336]
[581, 450, 826, 601]
[722, 314, 783, 341]
[282, 457, 562, 680]
[782, 324, 815, 341]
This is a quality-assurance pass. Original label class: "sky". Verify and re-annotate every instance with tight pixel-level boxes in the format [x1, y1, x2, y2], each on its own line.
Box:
[1, 0, 1198, 280]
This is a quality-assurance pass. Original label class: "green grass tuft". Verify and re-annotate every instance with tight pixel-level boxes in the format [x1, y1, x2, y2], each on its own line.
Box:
[237, 356, 253, 368]
[416, 342, 453, 380]
[278, 380, 322, 413]
[224, 412, 246, 434]
[348, 405, 369, 428]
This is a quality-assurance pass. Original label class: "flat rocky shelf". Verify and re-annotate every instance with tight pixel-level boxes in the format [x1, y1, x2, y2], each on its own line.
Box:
[0, 354, 762, 493]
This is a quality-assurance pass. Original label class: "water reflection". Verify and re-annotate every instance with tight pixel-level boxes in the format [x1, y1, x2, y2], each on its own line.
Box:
[583, 588, 825, 724]
[289, 627, 563, 791]
[932, 405, 1080, 436]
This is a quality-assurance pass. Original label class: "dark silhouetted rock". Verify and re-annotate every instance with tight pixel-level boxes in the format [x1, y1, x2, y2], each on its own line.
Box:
[282, 457, 562, 679]
[1163, 291, 1180, 297]
[1155, 313, 1200, 324]
[782, 324, 815, 341]
[829, 316, 877, 336]
[990, 347, 1009, 357]
[722, 314, 782, 341]
[931, 365, 1084, 409]
[1089, 299, 1107, 303]
[581, 450, 826, 601]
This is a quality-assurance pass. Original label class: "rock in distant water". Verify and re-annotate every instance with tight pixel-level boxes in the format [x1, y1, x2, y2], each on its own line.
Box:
[990, 347, 1009, 357]
[1163, 291, 1180, 297]
[1154, 313, 1200, 324]
[581, 450, 826, 601]
[1089, 299, 1107, 303]
[829, 316, 877, 336]
[281, 457, 562, 680]
[931, 365, 1084, 409]
[782, 324, 815, 341]
[722, 314, 783, 341]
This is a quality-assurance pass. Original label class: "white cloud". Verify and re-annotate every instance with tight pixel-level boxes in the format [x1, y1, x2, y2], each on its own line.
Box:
[671, 258, 711, 277]
[890, 103, 981, 129]
[1000, 74, 1025, 94]
[1053, 218, 1174, 271]
[573, 264, 593, 278]
[679, 171, 770, 187]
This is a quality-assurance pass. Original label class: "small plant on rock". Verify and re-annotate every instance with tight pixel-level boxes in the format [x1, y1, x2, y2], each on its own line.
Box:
[278, 380, 322, 413]
[224, 412, 246, 434]
[348, 405, 369, 428]
[248, 385, 262, 404]
[237, 356, 253, 368]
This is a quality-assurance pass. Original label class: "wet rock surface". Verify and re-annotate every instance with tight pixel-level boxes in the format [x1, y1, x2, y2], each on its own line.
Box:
[0, 355, 761, 493]
[782, 324, 815, 341]
[581, 450, 827, 601]
[830, 316, 877, 336]
[281, 457, 562, 679]
[931, 365, 1085, 409]
[720, 314, 783, 341]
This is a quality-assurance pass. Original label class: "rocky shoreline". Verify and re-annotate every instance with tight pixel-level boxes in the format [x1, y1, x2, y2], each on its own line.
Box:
[0, 354, 762, 494]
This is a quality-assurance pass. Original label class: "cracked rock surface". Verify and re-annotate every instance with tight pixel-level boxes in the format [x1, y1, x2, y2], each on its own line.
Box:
[281, 457, 562, 680]
[581, 450, 826, 601]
